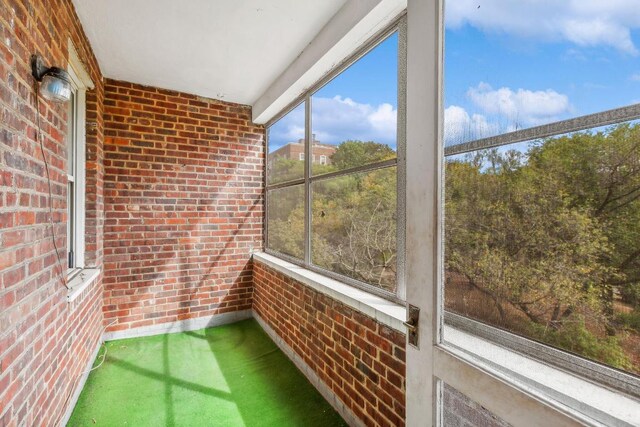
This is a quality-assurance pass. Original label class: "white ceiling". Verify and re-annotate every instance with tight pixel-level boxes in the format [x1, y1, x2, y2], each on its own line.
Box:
[72, 0, 347, 105]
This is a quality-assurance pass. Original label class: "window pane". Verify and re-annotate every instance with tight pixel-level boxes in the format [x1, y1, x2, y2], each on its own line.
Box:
[67, 181, 74, 268]
[66, 90, 76, 269]
[267, 103, 305, 185]
[444, 2, 640, 149]
[311, 33, 398, 176]
[311, 167, 397, 292]
[67, 91, 75, 174]
[267, 185, 304, 259]
[444, 121, 640, 375]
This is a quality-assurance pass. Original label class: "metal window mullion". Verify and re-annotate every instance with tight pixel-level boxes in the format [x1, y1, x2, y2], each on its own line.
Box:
[304, 97, 312, 265]
[309, 158, 398, 183]
[396, 16, 408, 301]
[264, 121, 270, 251]
[266, 177, 306, 191]
[444, 102, 640, 157]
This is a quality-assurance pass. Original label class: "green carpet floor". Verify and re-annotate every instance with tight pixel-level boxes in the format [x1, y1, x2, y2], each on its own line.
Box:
[68, 319, 347, 427]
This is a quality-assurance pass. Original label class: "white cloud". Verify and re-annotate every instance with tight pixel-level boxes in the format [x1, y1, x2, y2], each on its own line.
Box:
[446, 0, 640, 54]
[444, 105, 498, 146]
[310, 96, 397, 146]
[630, 73, 640, 81]
[445, 82, 572, 146]
[267, 105, 305, 150]
[467, 82, 571, 127]
[267, 96, 397, 150]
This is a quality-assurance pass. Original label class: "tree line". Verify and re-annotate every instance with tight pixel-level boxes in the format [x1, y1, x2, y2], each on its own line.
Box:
[268, 125, 640, 373]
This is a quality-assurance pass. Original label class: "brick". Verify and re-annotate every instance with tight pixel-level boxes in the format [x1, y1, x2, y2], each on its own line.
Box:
[253, 261, 407, 426]
[102, 79, 264, 334]
[0, 0, 104, 425]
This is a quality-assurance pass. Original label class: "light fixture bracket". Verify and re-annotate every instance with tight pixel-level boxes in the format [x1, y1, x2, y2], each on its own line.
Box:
[31, 54, 48, 82]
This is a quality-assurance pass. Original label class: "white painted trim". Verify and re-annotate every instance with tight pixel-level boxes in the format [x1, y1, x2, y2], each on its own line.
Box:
[67, 40, 95, 89]
[66, 44, 91, 270]
[103, 309, 253, 341]
[253, 312, 364, 427]
[434, 347, 587, 427]
[253, 252, 405, 332]
[74, 87, 86, 269]
[59, 337, 102, 427]
[66, 268, 100, 302]
[252, 0, 407, 124]
[404, 0, 444, 425]
[442, 327, 640, 426]
[403, 2, 637, 426]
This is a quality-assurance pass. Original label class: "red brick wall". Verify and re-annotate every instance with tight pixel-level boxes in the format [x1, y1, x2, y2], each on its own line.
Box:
[102, 79, 264, 333]
[252, 260, 406, 427]
[0, 0, 104, 425]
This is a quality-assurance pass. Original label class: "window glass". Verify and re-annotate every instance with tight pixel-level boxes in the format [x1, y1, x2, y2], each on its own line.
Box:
[444, 0, 640, 375]
[267, 103, 305, 185]
[267, 185, 305, 259]
[311, 33, 398, 176]
[311, 167, 397, 292]
[265, 27, 403, 298]
[444, 3, 640, 149]
[67, 91, 75, 173]
[67, 91, 76, 269]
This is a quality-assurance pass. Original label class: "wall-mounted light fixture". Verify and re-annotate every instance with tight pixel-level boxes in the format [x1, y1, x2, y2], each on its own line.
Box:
[31, 54, 72, 102]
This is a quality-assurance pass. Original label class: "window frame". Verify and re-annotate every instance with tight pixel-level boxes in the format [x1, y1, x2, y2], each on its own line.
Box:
[264, 15, 407, 303]
[404, 0, 639, 424]
[66, 86, 78, 276]
[65, 43, 93, 279]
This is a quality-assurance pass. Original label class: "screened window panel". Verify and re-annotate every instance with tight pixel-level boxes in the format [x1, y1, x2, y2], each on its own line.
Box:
[311, 33, 398, 176]
[444, 120, 640, 376]
[267, 102, 305, 186]
[444, 2, 640, 151]
[443, 0, 640, 380]
[311, 167, 397, 293]
[267, 185, 305, 260]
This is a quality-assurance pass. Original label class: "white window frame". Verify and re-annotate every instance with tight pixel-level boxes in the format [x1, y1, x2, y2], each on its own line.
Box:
[319, 155, 327, 165]
[405, 1, 640, 425]
[66, 42, 93, 278]
[298, 152, 304, 161]
[265, 16, 407, 303]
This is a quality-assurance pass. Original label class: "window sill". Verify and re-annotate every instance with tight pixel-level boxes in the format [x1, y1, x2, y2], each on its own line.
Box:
[442, 325, 640, 426]
[66, 268, 100, 303]
[252, 252, 406, 332]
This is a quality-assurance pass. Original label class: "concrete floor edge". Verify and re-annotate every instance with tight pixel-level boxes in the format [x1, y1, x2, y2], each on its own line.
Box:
[103, 309, 254, 342]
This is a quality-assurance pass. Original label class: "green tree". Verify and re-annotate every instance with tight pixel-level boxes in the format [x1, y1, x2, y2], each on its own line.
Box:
[330, 140, 396, 170]
[445, 123, 640, 372]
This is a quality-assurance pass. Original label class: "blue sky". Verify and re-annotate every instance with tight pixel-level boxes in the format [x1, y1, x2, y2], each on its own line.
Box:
[444, 0, 640, 146]
[269, 33, 398, 152]
[270, 1, 640, 152]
